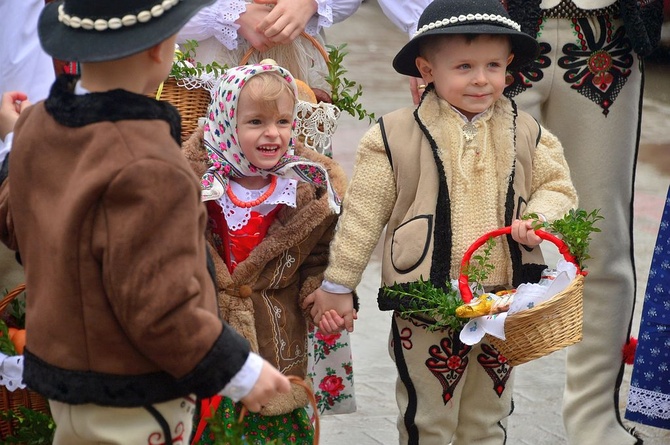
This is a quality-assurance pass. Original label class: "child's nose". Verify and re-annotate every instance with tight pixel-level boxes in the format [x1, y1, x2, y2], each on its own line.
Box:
[265, 124, 279, 137]
[472, 68, 488, 84]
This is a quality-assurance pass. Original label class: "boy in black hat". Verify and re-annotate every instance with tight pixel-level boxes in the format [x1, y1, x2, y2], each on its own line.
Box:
[0, 1, 290, 443]
[305, 0, 578, 443]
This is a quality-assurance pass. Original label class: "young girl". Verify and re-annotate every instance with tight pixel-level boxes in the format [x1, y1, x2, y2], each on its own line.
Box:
[182, 63, 348, 443]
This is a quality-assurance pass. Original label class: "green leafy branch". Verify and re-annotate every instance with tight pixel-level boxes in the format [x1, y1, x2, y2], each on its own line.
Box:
[170, 40, 227, 80]
[0, 407, 55, 444]
[383, 278, 467, 331]
[325, 44, 376, 123]
[461, 237, 496, 294]
[0, 319, 17, 355]
[526, 208, 603, 270]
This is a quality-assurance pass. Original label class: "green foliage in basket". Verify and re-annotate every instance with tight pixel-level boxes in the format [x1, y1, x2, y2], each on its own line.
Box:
[461, 237, 497, 295]
[170, 40, 227, 80]
[382, 278, 467, 331]
[0, 319, 17, 356]
[0, 407, 55, 444]
[527, 208, 603, 270]
[325, 44, 376, 123]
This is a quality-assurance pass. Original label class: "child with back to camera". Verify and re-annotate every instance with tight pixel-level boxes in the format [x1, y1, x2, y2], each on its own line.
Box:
[0, 1, 290, 444]
[305, 0, 579, 443]
[181, 62, 347, 443]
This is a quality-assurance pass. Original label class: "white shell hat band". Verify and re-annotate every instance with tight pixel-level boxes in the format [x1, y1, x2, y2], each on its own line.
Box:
[414, 13, 522, 38]
[58, 0, 180, 31]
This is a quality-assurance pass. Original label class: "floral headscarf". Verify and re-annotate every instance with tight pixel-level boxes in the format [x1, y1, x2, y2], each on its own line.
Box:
[200, 63, 341, 213]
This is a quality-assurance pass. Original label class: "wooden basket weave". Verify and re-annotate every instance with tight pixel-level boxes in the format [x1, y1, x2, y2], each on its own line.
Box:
[458, 227, 585, 366]
[153, 77, 212, 143]
[0, 284, 51, 440]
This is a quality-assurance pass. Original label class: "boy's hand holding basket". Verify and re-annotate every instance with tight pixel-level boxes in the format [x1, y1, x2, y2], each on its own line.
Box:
[384, 209, 602, 366]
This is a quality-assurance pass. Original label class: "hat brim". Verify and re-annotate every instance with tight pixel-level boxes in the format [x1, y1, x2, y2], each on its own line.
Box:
[393, 24, 540, 78]
[39, 0, 215, 63]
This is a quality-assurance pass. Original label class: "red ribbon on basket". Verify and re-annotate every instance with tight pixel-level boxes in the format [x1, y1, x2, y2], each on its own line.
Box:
[458, 226, 583, 304]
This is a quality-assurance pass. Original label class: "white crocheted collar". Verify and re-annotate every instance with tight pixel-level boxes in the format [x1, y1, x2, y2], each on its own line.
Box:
[218, 177, 297, 231]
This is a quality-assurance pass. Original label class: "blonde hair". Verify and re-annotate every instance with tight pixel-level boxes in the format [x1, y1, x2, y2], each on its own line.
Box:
[242, 71, 297, 113]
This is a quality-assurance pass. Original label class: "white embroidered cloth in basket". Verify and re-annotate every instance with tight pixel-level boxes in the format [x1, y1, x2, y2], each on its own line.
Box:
[295, 100, 341, 157]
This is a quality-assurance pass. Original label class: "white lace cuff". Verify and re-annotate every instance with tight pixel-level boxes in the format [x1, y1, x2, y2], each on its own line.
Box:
[305, 0, 333, 36]
[178, 0, 246, 50]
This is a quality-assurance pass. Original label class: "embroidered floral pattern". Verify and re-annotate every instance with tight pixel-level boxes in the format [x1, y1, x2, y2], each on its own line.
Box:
[307, 327, 356, 415]
[504, 41, 552, 99]
[477, 343, 512, 397]
[425, 331, 471, 404]
[557, 15, 634, 116]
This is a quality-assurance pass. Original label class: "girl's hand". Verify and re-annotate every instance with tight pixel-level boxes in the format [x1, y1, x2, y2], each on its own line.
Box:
[303, 287, 357, 333]
[237, 2, 275, 52]
[511, 218, 543, 248]
[255, 0, 318, 45]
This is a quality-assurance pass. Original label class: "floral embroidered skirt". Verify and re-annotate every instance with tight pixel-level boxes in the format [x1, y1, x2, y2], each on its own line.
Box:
[625, 186, 670, 430]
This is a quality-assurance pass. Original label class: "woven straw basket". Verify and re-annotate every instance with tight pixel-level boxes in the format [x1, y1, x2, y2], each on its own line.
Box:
[0, 284, 51, 440]
[153, 77, 212, 143]
[458, 227, 585, 366]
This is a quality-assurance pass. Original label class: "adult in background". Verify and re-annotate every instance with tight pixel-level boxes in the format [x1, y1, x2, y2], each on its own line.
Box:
[377, 0, 664, 444]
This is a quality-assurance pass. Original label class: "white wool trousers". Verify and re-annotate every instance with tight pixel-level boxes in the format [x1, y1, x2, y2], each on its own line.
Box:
[509, 15, 643, 445]
[389, 315, 515, 445]
[49, 396, 196, 444]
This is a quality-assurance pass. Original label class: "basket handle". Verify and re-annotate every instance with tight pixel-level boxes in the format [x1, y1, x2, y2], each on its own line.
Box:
[238, 375, 320, 444]
[0, 283, 26, 314]
[239, 31, 330, 66]
[458, 227, 580, 304]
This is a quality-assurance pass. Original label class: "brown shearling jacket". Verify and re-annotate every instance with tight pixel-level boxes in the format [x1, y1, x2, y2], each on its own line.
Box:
[0, 76, 250, 407]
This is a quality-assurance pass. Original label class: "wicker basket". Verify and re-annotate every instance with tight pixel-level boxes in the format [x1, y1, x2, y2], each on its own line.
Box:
[458, 227, 586, 366]
[153, 77, 212, 143]
[0, 284, 51, 440]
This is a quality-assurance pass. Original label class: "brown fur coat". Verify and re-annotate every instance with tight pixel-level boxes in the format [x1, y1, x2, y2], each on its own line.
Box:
[182, 128, 347, 415]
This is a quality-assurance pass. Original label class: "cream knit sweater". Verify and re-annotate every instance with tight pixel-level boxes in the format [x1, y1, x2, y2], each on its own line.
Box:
[325, 94, 577, 290]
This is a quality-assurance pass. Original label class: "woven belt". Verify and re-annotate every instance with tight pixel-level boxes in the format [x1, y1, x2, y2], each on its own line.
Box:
[544, 0, 619, 18]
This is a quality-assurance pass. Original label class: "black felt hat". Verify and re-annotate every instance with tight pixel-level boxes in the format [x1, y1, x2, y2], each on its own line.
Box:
[39, 0, 214, 63]
[393, 0, 539, 77]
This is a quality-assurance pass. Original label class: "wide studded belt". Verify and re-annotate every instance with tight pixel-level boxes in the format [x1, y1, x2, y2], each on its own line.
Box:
[543, 0, 619, 18]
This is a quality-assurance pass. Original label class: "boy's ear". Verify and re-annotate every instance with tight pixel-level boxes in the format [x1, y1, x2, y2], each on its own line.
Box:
[415, 56, 433, 83]
[147, 39, 170, 63]
[506, 53, 515, 67]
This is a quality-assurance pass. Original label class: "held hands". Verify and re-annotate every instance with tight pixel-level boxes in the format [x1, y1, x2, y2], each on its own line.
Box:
[239, 359, 291, 413]
[0, 91, 30, 141]
[511, 218, 543, 248]
[302, 286, 357, 334]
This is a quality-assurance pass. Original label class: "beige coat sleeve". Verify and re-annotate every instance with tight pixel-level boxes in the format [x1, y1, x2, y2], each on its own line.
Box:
[324, 124, 397, 290]
[525, 125, 579, 222]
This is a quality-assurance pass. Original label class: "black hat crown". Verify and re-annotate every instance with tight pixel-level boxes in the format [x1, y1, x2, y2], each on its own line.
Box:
[392, 0, 539, 77]
[39, 0, 215, 63]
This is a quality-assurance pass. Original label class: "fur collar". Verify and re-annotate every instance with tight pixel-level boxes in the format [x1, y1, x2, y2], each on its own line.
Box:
[44, 75, 182, 144]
